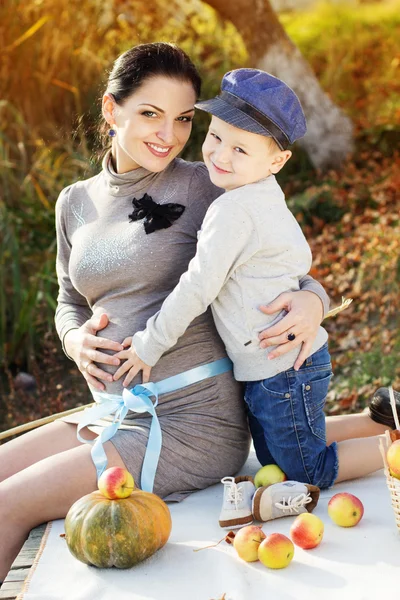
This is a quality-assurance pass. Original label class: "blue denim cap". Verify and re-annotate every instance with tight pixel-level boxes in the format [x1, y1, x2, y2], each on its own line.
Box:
[195, 69, 307, 150]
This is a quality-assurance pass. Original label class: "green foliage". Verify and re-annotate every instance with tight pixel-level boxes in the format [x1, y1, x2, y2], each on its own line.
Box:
[333, 337, 400, 401]
[0, 100, 93, 368]
[281, 1, 400, 131]
[287, 188, 346, 228]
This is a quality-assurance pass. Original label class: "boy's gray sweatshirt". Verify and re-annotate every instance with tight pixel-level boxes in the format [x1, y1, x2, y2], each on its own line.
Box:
[133, 175, 328, 381]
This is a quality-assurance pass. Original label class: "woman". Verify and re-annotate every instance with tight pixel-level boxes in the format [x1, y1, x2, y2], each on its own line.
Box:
[0, 43, 391, 581]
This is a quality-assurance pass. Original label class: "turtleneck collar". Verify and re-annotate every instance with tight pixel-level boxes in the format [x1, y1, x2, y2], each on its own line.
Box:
[101, 149, 160, 197]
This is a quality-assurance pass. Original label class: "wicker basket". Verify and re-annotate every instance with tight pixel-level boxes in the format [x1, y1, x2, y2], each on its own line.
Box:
[378, 386, 400, 532]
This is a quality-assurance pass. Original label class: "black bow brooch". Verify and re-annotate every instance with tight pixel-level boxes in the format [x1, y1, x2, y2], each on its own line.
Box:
[128, 193, 185, 234]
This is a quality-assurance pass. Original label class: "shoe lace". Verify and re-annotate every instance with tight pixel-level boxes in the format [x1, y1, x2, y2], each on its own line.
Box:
[221, 477, 243, 509]
[275, 492, 312, 514]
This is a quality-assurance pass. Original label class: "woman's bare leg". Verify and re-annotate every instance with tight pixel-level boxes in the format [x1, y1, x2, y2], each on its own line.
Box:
[326, 413, 390, 445]
[0, 438, 126, 580]
[326, 414, 388, 483]
[0, 421, 97, 482]
[335, 434, 385, 483]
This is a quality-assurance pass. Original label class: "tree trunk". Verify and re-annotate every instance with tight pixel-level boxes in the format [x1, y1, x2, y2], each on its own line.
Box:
[204, 0, 353, 170]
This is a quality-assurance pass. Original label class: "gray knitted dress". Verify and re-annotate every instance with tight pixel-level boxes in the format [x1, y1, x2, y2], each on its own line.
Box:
[55, 152, 327, 501]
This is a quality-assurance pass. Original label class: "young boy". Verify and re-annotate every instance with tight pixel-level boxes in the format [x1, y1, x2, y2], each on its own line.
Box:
[113, 69, 383, 528]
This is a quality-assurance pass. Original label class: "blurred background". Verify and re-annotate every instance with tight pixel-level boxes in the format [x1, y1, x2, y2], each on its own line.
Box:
[0, 0, 399, 432]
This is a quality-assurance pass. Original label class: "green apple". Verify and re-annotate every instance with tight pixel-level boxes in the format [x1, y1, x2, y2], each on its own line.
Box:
[254, 464, 287, 489]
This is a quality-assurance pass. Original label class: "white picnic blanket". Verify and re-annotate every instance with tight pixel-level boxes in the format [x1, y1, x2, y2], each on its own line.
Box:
[18, 451, 400, 600]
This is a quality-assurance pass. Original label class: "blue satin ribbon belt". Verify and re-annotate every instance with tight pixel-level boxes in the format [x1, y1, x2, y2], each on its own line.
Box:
[77, 357, 232, 493]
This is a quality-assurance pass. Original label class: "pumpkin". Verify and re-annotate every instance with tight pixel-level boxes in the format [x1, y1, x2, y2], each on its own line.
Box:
[64, 490, 172, 568]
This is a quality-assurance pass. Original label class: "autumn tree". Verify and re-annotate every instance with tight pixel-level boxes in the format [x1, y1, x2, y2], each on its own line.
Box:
[204, 0, 353, 169]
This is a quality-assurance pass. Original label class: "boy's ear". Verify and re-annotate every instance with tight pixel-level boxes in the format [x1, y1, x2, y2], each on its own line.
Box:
[270, 150, 292, 174]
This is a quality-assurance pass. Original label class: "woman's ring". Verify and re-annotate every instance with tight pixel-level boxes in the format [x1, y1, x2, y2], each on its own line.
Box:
[287, 332, 296, 341]
[83, 362, 92, 372]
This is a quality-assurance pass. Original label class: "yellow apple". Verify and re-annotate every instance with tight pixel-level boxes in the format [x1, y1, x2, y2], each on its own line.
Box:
[328, 492, 364, 527]
[258, 533, 294, 569]
[387, 439, 400, 479]
[233, 525, 266, 562]
[98, 467, 135, 499]
[290, 513, 324, 549]
[254, 464, 287, 489]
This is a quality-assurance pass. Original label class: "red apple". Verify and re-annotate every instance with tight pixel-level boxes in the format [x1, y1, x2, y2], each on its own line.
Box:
[233, 525, 266, 562]
[387, 439, 400, 479]
[328, 492, 364, 527]
[258, 533, 294, 569]
[290, 513, 324, 549]
[98, 466, 135, 499]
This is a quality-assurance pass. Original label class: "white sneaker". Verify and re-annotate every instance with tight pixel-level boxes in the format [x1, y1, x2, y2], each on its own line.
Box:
[219, 476, 255, 529]
[252, 480, 320, 522]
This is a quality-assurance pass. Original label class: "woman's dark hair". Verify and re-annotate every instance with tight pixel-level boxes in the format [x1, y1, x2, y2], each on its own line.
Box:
[106, 42, 202, 103]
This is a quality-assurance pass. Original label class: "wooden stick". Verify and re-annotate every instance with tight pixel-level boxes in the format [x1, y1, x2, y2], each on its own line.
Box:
[0, 403, 93, 442]
[324, 297, 353, 319]
[389, 385, 400, 431]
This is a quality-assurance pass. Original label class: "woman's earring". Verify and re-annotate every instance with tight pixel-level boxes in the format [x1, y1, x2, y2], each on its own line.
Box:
[108, 125, 117, 138]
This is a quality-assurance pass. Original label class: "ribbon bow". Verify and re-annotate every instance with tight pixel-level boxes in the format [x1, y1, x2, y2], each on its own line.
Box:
[128, 193, 185, 234]
[76, 358, 233, 494]
[77, 383, 162, 493]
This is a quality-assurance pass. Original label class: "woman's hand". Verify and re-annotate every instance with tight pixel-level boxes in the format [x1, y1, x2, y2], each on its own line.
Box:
[258, 291, 324, 370]
[113, 337, 152, 387]
[64, 313, 124, 391]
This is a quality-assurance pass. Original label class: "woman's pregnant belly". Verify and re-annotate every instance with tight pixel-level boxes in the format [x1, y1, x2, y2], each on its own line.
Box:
[91, 300, 228, 397]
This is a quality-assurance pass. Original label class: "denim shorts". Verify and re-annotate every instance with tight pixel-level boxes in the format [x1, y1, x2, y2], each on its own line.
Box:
[244, 342, 338, 489]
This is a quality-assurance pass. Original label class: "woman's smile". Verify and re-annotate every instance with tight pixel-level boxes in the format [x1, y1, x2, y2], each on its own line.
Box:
[145, 142, 174, 158]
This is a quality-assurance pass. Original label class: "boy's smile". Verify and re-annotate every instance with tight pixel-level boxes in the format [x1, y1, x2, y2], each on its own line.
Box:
[211, 162, 232, 175]
[202, 116, 291, 192]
